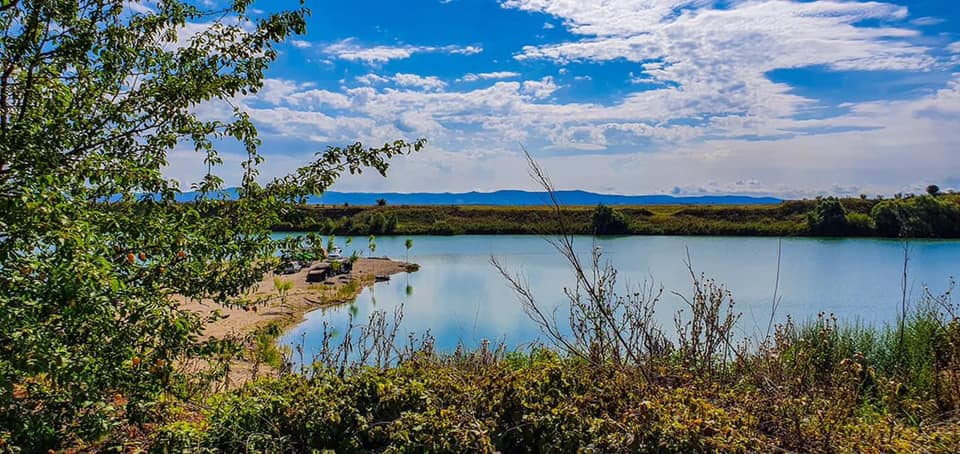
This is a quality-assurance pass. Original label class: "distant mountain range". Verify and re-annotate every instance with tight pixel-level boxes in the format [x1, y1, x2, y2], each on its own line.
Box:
[173, 189, 781, 206]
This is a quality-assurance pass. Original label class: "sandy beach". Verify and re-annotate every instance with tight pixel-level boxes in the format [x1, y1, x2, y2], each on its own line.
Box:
[176, 257, 417, 340]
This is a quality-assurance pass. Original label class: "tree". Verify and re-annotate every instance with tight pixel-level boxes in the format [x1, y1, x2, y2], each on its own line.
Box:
[927, 185, 941, 196]
[405, 238, 414, 263]
[0, 1, 423, 449]
[806, 197, 848, 235]
[377, 198, 387, 206]
[871, 200, 904, 237]
[591, 203, 629, 235]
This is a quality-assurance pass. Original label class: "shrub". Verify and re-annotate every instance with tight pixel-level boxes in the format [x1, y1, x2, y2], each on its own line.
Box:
[871, 200, 904, 236]
[591, 203, 630, 235]
[845, 212, 875, 235]
[429, 220, 462, 235]
[807, 197, 849, 235]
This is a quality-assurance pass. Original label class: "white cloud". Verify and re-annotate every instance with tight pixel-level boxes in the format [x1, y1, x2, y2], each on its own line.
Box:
[290, 40, 312, 49]
[322, 38, 482, 63]
[521, 76, 559, 99]
[356, 74, 391, 85]
[459, 71, 522, 82]
[911, 17, 946, 26]
[392, 73, 447, 91]
[505, 0, 935, 128]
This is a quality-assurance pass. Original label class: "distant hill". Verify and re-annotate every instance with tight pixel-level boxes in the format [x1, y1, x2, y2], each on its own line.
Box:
[173, 189, 781, 206]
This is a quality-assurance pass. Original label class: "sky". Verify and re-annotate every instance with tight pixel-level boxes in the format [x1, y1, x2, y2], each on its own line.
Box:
[162, 0, 960, 198]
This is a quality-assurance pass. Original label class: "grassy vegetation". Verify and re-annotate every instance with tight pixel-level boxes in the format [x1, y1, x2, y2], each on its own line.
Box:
[273, 194, 960, 238]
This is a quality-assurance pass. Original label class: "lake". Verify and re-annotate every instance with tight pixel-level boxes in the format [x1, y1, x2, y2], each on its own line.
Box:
[277, 234, 960, 356]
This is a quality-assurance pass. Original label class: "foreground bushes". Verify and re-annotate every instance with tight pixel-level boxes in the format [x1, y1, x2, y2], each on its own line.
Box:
[156, 356, 766, 452]
[148, 304, 960, 453]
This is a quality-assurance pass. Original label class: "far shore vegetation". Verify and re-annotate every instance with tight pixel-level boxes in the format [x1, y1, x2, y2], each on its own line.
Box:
[269, 191, 960, 238]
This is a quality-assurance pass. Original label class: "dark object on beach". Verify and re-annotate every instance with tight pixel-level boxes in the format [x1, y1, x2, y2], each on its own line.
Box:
[305, 260, 353, 282]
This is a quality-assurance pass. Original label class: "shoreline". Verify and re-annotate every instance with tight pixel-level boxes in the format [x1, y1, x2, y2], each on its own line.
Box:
[269, 196, 960, 239]
[175, 257, 418, 385]
[178, 257, 418, 339]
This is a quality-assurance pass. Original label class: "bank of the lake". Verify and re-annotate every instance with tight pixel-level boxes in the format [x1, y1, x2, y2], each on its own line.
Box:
[271, 194, 960, 238]
[175, 257, 416, 385]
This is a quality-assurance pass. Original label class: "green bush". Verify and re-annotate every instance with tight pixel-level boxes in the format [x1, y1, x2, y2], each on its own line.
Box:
[592, 203, 630, 235]
[870, 196, 960, 237]
[151, 421, 212, 454]
[429, 220, 462, 235]
[180, 358, 771, 453]
[807, 197, 849, 235]
[845, 212, 875, 235]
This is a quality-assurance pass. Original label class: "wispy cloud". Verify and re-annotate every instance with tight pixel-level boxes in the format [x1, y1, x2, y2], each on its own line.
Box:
[322, 38, 482, 63]
[459, 71, 521, 82]
[911, 16, 946, 26]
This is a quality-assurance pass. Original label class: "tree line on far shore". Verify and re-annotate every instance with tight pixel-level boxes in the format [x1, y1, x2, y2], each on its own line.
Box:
[267, 190, 960, 238]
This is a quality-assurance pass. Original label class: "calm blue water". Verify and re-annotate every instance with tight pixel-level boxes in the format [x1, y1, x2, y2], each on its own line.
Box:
[277, 235, 960, 355]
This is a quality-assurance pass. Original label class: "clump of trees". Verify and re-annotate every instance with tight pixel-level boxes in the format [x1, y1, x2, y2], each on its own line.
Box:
[806, 193, 960, 238]
[871, 195, 960, 238]
[591, 203, 630, 235]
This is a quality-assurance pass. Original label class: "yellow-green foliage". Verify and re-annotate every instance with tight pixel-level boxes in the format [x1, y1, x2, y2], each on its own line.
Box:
[272, 195, 960, 238]
[250, 322, 289, 369]
[153, 338, 960, 453]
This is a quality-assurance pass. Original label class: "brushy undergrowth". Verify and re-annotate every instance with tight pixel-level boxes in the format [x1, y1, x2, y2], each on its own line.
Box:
[151, 308, 960, 453]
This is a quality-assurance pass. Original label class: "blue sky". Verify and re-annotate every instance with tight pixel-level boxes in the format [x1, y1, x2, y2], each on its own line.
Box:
[164, 0, 960, 198]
